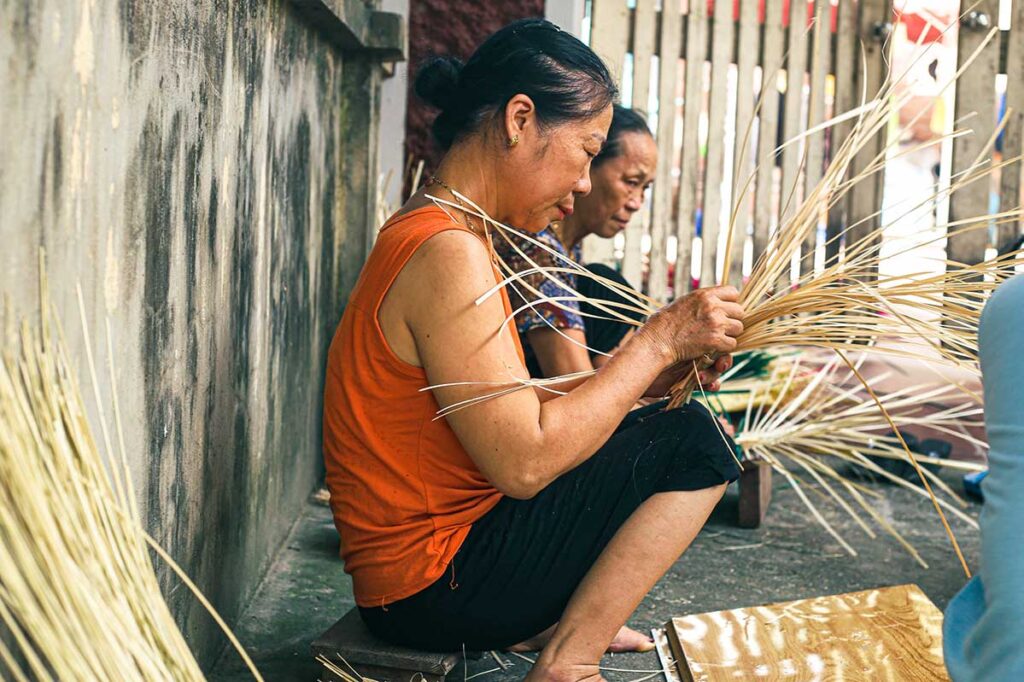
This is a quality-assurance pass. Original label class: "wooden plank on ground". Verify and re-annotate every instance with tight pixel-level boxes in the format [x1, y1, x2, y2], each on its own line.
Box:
[999, 3, 1024, 249]
[728, 0, 760, 286]
[700, 0, 737, 286]
[845, 0, 891, 271]
[621, 0, 658, 288]
[826, 0, 859, 266]
[752, 0, 786, 278]
[799, 0, 831, 277]
[662, 584, 949, 681]
[584, 0, 629, 268]
[672, 0, 708, 297]
[649, 1, 682, 301]
[949, 0, 1000, 266]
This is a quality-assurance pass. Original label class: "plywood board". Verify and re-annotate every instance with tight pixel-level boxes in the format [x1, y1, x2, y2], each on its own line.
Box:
[661, 584, 948, 681]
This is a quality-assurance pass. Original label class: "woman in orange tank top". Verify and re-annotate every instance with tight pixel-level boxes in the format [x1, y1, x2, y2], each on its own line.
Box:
[323, 19, 745, 681]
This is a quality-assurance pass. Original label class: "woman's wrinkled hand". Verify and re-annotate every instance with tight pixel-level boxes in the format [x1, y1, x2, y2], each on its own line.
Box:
[639, 286, 746, 368]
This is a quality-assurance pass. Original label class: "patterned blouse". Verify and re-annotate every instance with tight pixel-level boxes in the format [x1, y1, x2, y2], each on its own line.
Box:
[493, 226, 585, 338]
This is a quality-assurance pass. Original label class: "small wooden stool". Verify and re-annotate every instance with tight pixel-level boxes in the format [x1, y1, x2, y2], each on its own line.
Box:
[312, 608, 460, 681]
[737, 457, 772, 528]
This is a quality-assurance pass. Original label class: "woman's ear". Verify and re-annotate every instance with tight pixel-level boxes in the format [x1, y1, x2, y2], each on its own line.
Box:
[503, 94, 536, 149]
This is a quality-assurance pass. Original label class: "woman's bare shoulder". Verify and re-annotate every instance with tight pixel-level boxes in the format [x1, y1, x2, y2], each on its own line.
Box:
[405, 228, 496, 300]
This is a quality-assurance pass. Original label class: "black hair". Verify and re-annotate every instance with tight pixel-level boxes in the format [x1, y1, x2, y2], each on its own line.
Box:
[593, 105, 653, 168]
[414, 18, 618, 151]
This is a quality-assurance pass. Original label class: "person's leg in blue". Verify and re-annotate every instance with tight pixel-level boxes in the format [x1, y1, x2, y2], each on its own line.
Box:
[944, 274, 1024, 681]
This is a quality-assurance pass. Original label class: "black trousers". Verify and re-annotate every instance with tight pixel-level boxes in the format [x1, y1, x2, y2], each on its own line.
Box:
[359, 400, 739, 652]
[524, 263, 647, 378]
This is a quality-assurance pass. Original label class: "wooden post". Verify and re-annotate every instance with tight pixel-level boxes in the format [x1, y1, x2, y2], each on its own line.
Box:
[826, 0, 860, 267]
[752, 0, 786, 280]
[649, 2, 683, 301]
[949, 0, 1001, 267]
[729, 0, 761, 286]
[845, 0, 892, 271]
[777, 0, 810, 289]
[620, 0, 658, 289]
[584, 0, 630, 269]
[673, 0, 708, 298]
[999, 4, 1024, 250]
[799, 0, 831, 277]
[700, 0, 737, 288]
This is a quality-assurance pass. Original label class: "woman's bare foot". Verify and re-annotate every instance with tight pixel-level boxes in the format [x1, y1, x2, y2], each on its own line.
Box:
[607, 625, 655, 653]
[509, 625, 653, 654]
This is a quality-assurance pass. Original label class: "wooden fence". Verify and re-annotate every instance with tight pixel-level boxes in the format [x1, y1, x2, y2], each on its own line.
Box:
[584, 0, 1024, 301]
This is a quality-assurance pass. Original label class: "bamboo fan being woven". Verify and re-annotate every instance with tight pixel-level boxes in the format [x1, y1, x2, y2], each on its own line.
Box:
[725, 350, 985, 566]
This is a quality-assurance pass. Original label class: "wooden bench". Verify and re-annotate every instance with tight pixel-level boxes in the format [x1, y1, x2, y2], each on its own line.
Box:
[312, 608, 461, 681]
[653, 583, 949, 681]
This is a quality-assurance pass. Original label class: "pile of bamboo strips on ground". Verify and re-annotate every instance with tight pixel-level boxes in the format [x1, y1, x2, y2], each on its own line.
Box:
[0, 277, 260, 680]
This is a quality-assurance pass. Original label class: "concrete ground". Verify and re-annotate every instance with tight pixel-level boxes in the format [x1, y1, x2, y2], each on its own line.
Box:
[210, 469, 980, 682]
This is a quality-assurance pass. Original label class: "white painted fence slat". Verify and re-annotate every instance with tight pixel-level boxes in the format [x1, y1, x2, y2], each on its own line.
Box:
[620, 0, 658, 288]
[999, 5, 1024, 248]
[949, 0, 1001, 266]
[650, 1, 683, 301]
[800, 0, 831, 276]
[700, 0, 737, 286]
[673, 0, 709, 297]
[585, 0, 630, 268]
[729, 0, 761, 285]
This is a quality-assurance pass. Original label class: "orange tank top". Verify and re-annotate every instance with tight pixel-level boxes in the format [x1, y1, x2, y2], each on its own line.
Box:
[322, 205, 522, 607]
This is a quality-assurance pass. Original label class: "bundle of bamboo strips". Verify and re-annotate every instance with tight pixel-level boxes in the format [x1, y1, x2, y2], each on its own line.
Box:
[729, 351, 984, 566]
[0, 276, 261, 680]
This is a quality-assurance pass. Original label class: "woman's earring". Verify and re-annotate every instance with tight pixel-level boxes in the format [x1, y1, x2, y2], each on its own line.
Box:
[507, 134, 519, 148]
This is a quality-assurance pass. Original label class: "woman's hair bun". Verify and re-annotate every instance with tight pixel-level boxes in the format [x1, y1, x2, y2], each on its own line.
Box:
[414, 56, 464, 111]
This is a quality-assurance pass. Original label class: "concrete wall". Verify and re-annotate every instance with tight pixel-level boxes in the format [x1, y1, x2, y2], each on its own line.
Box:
[0, 0, 381, 667]
[378, 0, 409, 214]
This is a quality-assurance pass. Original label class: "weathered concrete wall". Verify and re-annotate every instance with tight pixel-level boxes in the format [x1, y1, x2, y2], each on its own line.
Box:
[0, 0, 374, 667]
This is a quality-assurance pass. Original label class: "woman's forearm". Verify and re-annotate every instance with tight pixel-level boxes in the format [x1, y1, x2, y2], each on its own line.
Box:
[512, 329, 669, 493]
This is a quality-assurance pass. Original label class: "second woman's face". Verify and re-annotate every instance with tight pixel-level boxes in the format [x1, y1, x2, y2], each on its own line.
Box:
[505, 105, 614, 232]
[574, 132, 658, 239]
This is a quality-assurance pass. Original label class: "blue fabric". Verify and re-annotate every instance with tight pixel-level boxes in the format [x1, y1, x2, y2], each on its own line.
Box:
[944, 275, 1024, 681]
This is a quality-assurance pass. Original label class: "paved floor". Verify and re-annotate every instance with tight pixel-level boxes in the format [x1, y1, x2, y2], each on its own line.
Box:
[210, 470, 980, 681]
